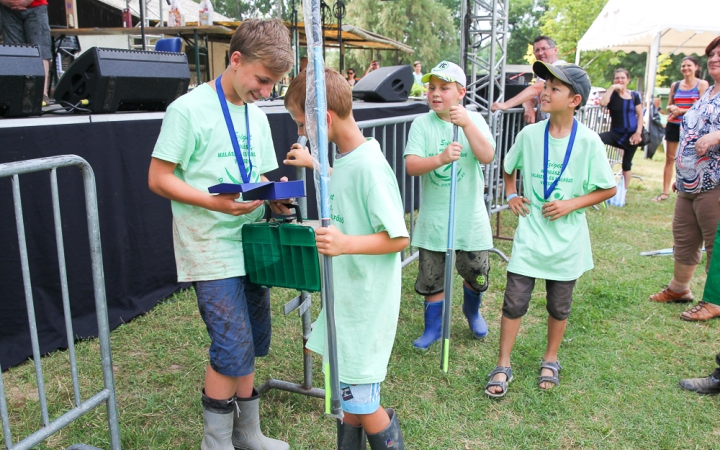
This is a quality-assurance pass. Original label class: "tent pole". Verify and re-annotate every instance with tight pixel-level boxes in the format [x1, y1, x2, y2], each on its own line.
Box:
[644, 31, 661, 158]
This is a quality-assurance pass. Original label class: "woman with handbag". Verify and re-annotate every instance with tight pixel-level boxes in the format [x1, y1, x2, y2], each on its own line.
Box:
[649, 36, 720, 322]
[598, 68, 645, 193]
[653, 56, 709, 202]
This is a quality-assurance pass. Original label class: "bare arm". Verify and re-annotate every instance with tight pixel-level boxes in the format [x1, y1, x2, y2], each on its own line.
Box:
[522, 99, 537, 124]
[599, 85, 617, 107]
[405, 149, 458, 177]
[450, 105, 494, 164]
[504, 168, 531, 217]
[491, 82, 543, 111]
[315, 227, 409, 256]
[629, 102, 643, 145]
[148, 157, 264, 216]
[541, 187, 617, 221]
[695, 130, 720, 156]
[284, 143, 333, 175]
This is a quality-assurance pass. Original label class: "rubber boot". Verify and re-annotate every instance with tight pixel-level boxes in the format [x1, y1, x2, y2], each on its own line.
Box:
[366, 408, 404, 449]
[412, 301, 443, 350]
[201, 390, 235, 450]
[337, 419, 367, 449]
[462, 285, 488, 339]
[231, 389, 289, 450]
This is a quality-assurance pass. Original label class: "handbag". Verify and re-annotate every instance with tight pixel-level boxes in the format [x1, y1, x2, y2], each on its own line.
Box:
[606, 176, 626, 207]
[639, 127, 651, 147]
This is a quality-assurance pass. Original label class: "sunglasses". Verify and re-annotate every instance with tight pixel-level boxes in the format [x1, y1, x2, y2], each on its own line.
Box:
[348, 71, 354, 75]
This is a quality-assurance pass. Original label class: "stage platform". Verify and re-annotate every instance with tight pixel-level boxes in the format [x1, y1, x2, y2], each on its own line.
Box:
[0, 99, 428, 369]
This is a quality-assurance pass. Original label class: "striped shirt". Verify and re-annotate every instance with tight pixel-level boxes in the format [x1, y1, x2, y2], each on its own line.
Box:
[668, 81, 701, 125]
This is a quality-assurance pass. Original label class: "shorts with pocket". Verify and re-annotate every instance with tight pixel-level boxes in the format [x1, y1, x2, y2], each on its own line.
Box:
[340, 382, 381, 415]
[502, 271, 576, 320]
[194, 276, 272, 377]
[415, 248, 490, 295]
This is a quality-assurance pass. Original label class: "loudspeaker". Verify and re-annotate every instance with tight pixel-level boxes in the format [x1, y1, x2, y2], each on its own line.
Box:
[0, 44, 45, 118]
[504, 83, 528, 100]
[352, 65, 414, 102]
[53, 47, 191, 113]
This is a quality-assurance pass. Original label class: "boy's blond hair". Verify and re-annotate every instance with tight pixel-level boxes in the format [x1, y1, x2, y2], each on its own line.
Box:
[284, 68, 353, 119]
[229, 19, 293, 75]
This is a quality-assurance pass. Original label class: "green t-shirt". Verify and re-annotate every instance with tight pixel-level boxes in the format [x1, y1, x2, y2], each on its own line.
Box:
[503, 120, 616, 281]
[151, 83, 279, 282]
[306, 139, 409, 384]
[403, 111, 496, 252]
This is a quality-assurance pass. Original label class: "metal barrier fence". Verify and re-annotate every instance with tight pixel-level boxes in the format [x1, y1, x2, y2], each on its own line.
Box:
[356, 113, 425, 268]
[0, 155, 121, 450]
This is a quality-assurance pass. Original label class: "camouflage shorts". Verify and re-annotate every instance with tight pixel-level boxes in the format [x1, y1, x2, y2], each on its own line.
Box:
[415, 248, 490, 295]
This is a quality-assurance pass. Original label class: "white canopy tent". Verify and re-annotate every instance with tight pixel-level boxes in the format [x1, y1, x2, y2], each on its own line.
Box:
[576, 0, 720, 121]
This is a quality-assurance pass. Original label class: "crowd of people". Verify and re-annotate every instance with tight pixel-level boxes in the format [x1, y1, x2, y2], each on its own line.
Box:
[146, 18, 720, 448]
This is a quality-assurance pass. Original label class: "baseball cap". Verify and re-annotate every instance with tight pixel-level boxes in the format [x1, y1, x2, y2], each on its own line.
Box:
[533, 61, 591, 107]
[421, 61, 466, 88]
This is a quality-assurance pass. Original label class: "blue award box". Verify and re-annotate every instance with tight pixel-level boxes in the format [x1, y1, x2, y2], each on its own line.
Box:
[208, 180, 305, 200]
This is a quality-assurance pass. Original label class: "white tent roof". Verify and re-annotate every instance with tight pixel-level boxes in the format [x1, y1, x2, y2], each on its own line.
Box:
[577, 0, 720, 55]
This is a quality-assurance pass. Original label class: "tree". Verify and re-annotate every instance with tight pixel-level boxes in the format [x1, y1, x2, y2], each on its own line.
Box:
[344, 0, 458, 71]
[506, 0, 548, 64]
[539, 0, 607, 61]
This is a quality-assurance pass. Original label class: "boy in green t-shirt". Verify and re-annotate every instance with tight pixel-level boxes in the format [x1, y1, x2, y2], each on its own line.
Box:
[485, 62, 616, 398]
[403, 61, 496, 350]
[284, 68, 410, 449]
[148, 19, 294, 450]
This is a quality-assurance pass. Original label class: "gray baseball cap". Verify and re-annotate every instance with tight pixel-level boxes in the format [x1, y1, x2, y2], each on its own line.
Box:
[533, 61, 591, 107]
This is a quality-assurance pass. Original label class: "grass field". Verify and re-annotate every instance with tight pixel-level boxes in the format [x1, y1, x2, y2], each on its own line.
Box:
[2, 150, 719, 449]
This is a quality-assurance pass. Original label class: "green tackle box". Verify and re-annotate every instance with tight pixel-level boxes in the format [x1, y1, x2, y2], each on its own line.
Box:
[241, 219, 321, 292]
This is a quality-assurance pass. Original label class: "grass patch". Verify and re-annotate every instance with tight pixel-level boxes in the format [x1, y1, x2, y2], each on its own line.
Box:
[2, 150, 719, 449]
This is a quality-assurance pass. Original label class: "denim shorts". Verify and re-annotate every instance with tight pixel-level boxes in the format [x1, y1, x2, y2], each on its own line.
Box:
[340, 382, 381, 415]
[194, 277, 271, 377]
[0, 5, 52, 60]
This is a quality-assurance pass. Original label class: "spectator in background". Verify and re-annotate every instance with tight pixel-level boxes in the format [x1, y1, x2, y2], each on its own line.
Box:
[299, 56, 308, 72]
[346, 68, 358, 87]
[653, 56, 709, 202]
[363, 60, 379, 77]
[598, 68, 644, 192]
[0, 0, 51, 104]
[490, 36, 566, 124]
[413, 61, 423, 85]
[649, 36, 720, 322]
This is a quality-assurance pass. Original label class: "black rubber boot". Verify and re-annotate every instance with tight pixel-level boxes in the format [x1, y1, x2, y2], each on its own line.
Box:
[200, 390, 235, 450]
[337, 419, 367, 450]
[678, 375, 720, 395]
[366, 408, 404, 449]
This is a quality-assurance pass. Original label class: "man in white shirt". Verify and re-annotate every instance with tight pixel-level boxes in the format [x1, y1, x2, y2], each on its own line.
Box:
[490, 36, 566, 124]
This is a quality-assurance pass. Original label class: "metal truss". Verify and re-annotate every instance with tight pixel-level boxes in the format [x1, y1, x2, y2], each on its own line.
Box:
[461, 0, 509, 116]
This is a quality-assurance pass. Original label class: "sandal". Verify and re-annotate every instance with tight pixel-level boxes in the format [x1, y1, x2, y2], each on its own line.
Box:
[538, 360, 561, 389]
[680, 301, 720, 322]
[652, 193, 669, 202]
[485, 366, 513, 398]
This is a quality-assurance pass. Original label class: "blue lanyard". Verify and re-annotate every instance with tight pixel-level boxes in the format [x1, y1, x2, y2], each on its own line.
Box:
[543, 119, 577, 200]
[215, 75, 253, 184]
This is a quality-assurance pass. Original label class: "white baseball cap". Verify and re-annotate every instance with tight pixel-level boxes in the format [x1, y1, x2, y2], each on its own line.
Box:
[421, 61, 466, 88]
